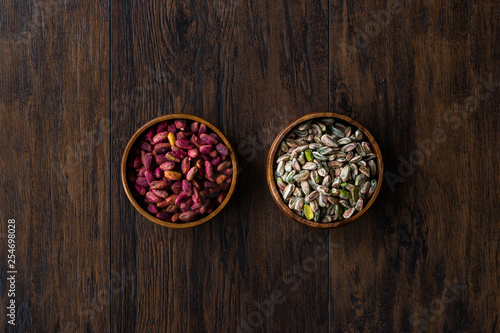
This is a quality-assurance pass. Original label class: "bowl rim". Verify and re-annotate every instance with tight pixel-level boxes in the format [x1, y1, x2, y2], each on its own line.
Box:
[266, 112, 384, 228]
[121, 113, 238, 228]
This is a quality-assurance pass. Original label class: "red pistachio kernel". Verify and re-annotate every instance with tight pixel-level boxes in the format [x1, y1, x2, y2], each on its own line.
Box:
[129, 119, 233, 223]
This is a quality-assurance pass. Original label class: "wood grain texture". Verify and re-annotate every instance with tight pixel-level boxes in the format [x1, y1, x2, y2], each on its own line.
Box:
[222, 2, 330, 331]
[0, 0, 111, 332]
[112, 0, 329, 332]
[1, 0, 498, 332]
[329, 0, 500, 332]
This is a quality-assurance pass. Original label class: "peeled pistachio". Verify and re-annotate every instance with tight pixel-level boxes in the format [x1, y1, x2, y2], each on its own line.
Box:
[342, 142, 357, 153]
[310, 170, 319, 183]
[305, 190, 319, 203]
[312, 151, 328, 161]
[318, 194, 328, 207]
[308, 179, 318, 189]
[309, 199, 319, 212]
[293, 170, 310, 182]
[340, 165, 351, 182]
[283, 184, 295, 200]
[355, 198, 364, 211]
[284, 170, 296, 183]
[317, 167, 328, 177]
[302, 162, 317, 170]
[339, 200, 351, 208]
[343, 208, 355, 218]
[361, 142, 372, 154]
[298, 152, 306, 164]
[301, 181, 311, 196]
[272, 171, 286, 186]
[359, 166, 371, 177]
[321, 134, 339, 147]
[368, 160, 377, 175]
[304, 149, 313, 161]
[295, 197, 305, 211]
[355, 174, 366, 186]
[331, 127, 345, 138]
[298, 120, 312, 131]
[332, 177, 341, 188]
[292, 159, 302, 172]
[339, 189, 351, 199]
[338, 137, 352, 145]
[321, 118, 335, 125]
[304, 204, 314, 220]
[318, 146, 336, 155]
[317, 185, 330, 195]
[322, 175, 332, 187]
[327, 196, 339, 206]
[351, 188, 359, 202]
[369, 179, 377, 195]
[280, 141, 288, 152]
[360, 181, 370, 195]
[277, 154, 290, 163]
[349, 155, 362, 164]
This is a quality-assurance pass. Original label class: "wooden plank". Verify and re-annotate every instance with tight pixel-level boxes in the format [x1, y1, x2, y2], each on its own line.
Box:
[0, 0, 111, 332]
[329, 0, 500, 331]
[112, 0, 330, 331]
[223, 2, 330, 332]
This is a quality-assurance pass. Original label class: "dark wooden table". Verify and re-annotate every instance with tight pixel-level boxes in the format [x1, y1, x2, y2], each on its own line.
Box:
[1, 1, 499, 332]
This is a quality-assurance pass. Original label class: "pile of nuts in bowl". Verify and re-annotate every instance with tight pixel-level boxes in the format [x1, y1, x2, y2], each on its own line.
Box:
[126, 119, 233, 223]
[273, 118, 378, 223]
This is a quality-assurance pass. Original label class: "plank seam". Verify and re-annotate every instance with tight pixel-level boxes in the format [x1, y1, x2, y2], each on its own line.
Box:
[328, 1, 332, 332]
[109, 0, 113, 331]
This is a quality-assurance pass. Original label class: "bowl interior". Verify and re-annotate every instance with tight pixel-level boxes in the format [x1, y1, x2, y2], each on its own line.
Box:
[121, 114, 238, 228]
[266, 112, 384, 228]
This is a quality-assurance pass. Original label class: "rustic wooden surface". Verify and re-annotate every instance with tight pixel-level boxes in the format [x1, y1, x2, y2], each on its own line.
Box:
[1, 0, 499, 332]
[0, 1, 111, 332]
[329, 1, 499, 332]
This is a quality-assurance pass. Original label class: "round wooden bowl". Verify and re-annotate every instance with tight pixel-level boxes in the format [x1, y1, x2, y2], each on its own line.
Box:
[266, 112, 384, 228]
[121, 114, 238, 228]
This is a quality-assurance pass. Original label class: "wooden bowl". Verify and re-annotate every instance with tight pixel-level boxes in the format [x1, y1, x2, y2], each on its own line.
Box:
[121, 114, 238, 228]
[266, 112, 384, 228]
